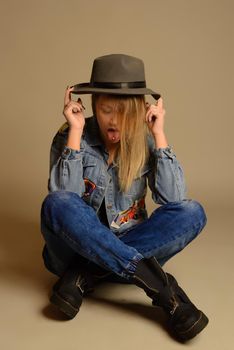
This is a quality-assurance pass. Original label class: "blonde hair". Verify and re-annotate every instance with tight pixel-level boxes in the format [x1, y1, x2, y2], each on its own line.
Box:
[92, 94, 149, 193]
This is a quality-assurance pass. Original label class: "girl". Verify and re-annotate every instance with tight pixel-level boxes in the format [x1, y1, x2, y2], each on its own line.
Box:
[40, 54, 208, 341]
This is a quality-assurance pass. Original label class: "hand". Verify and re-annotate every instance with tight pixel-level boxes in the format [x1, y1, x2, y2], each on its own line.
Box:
[145, 97, 166, 136]
[63, 86, 85, 131]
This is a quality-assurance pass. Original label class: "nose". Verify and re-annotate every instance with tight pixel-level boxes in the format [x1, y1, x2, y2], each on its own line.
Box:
[110, 113, 118, 126]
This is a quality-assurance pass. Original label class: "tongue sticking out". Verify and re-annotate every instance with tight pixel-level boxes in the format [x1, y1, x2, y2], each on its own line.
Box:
[107, 128, 120, 142]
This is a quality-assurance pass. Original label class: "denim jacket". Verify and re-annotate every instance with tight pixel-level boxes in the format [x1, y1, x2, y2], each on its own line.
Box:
[48, 116, 187, 235]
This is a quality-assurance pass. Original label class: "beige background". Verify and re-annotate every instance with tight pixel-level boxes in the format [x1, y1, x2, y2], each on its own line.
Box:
[0, 1, 233, 349]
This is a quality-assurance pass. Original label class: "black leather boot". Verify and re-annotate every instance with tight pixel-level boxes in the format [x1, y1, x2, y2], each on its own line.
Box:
[131, 257, 209, 341]
[50, 263, 95, 319]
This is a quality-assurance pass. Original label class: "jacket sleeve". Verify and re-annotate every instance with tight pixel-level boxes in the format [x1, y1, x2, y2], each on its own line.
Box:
[147, 146, 187, 204]
[47, 123, 85, 196]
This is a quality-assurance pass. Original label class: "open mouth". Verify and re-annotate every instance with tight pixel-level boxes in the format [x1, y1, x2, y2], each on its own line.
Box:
[107, 128, 120, 142]
[108, 127, 119, 132]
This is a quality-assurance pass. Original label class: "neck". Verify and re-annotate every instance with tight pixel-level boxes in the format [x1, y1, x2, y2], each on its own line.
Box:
[107, 143, 118, 152]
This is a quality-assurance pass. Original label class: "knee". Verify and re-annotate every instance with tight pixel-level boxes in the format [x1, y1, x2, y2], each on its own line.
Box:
[41, 191, 84, 223]
[42, 190, 82, 211]
[180, 199, 207, 231]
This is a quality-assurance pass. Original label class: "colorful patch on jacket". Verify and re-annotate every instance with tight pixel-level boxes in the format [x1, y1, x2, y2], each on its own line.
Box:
[111, 197, 146, 229]
[83, 178, 96, 197]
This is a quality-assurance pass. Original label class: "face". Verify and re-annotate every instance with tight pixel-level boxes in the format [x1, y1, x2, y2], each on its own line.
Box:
[95, 95, 123, 148]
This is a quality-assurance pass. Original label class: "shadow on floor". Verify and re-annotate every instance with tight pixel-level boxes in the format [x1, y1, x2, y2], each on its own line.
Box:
[41, 285, 182, 342]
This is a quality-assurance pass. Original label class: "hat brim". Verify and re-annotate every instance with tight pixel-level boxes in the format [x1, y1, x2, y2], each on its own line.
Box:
[72, 83, 161, 100]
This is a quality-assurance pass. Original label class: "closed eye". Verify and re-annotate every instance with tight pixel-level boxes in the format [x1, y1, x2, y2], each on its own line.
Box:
[101, 108, 112, 114]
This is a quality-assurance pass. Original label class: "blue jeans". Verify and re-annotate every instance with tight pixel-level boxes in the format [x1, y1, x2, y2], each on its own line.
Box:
[40, 191, 207, 281]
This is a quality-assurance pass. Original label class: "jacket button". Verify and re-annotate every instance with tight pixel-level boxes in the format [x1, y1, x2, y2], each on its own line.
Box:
[64, 148, 70, 156]
[107, 204, 112, 209]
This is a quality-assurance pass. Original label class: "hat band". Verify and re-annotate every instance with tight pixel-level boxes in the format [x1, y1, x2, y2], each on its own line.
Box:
[91, 81, 146, 89]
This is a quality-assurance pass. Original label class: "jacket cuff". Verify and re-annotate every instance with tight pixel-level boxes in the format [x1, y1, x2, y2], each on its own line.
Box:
[61, 146, 82, 160]
[153, 145, 175, 159]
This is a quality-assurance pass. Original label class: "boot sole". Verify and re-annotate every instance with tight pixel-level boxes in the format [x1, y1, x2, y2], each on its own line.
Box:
[50, 292, 79, 319]
[174, 310, 209, 341]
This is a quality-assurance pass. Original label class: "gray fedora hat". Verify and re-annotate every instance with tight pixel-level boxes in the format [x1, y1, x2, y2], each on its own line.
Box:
[72, 54, 160, 100]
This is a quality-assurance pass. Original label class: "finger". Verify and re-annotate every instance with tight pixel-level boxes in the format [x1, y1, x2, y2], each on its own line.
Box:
[77, 97, 86, 110]
[145, 109, 151, 122]
[146, 103, 158, 112]
[65, 101, 83, 113]
[145, 106, 155, 119]
[64, 86, 74, 107]
[148, 113, 155, 123]
[71, 102, 83, 113]
[147, 105, 158, 117]
[157, 97, 163, 109]
[145, 104, 153, 121]
[72, 107, 79, 113]
[145, 110, 155, 123]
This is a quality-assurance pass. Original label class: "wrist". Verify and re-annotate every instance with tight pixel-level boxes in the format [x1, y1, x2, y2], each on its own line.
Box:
[69, 126, 84, 134]
[67, 128, 83, 151]
[152, 130, 165, 137]
[153, 132, 168, 149]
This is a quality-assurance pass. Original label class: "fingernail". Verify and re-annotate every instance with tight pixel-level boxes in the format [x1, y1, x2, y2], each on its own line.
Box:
[78, 98, 86, 110]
